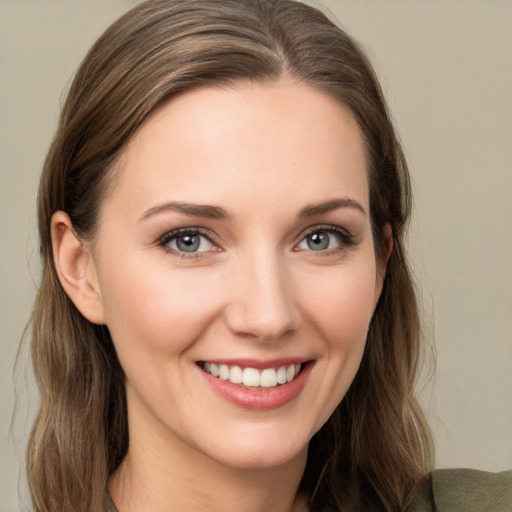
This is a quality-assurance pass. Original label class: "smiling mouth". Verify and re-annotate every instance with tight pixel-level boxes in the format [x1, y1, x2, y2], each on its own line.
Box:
[198, 362, 303, 388]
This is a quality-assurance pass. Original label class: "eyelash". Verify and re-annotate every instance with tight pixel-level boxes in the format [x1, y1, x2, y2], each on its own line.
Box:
[296, 225, 355, 254]
[157, 227, 218, 259]
[156, 224, 355, 258]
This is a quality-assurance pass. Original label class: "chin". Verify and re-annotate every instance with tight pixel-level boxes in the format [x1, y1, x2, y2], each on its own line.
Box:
[211, 440, 308, 472]
[188, 419, 314, 471]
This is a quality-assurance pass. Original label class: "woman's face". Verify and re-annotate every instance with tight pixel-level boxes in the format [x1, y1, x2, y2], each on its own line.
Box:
[91, 80, 386, 471]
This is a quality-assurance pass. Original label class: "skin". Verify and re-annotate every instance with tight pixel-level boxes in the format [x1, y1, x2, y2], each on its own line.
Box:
[52, 79, 391, 512]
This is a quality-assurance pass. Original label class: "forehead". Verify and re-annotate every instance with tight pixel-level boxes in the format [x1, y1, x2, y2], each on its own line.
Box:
[103, 79, 369, 219]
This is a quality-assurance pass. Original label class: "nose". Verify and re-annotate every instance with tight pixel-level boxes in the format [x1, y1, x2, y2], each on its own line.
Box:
[224, 249, 301, 342]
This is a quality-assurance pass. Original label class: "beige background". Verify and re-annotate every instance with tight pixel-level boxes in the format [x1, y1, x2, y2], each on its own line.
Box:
[1, 0, 511, 510]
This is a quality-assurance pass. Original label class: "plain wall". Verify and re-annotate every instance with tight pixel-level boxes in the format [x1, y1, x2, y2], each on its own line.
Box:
[1, 1, 510, 510]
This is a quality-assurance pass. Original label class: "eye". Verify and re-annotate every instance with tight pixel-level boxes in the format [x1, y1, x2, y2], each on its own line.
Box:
[296, 227, 353, 252]
[159, 228, 216, 255]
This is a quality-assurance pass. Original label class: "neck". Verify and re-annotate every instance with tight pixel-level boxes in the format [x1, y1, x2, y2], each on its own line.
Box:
[110, 455, 308, 512]
[108, 392, 309, 512]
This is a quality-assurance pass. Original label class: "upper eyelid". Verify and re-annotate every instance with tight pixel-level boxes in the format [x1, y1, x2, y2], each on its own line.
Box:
[156, 226, 220, 253]
[299, 224, 353, 239]
[156, 227, 220, 259]
[158, 226, 217, 243]
[293, 224, 355, 251]
[155, 224, 353, 251]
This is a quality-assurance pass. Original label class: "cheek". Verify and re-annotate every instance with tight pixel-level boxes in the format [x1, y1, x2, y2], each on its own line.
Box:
[292, 260, 378, 433]
[98, 256, 224, 357]
[299, 261, 378, 348]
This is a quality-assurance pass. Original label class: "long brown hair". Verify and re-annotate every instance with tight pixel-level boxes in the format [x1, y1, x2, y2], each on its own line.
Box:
[28, 1, 433, 510]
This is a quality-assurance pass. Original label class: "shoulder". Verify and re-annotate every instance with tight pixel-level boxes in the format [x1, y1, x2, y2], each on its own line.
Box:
[429, 468, 512, 512]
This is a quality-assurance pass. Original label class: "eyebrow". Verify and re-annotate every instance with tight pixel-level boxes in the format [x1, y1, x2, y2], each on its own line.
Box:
[138, 197, 366, 223]
[138, 201, 230, 222]
[299, 198, 366, 217]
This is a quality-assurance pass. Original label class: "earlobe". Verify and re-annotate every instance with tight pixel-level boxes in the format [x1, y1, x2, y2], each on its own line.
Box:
[51, 211, 106, 324]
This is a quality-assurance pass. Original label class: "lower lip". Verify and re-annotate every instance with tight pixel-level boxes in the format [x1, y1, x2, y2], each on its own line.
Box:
[199, 362, 313, 411]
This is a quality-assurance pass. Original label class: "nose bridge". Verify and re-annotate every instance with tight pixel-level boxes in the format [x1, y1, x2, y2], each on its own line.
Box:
[226, 245, 301, 341]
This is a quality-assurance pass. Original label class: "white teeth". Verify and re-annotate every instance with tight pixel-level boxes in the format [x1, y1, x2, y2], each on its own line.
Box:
[229, 365, 243, 384]
[210, 363, 220, 377]
[260, 368, 277, 388]
[286, 364, 295, 383]
[202, 362, 303, 388]
[276, 366, 287, 384]
[242, 367, 260, 387]
[219, 364, 229, 380]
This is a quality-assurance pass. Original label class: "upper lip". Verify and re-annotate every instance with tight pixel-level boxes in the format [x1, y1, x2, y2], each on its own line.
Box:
[197, 357, 313, 370]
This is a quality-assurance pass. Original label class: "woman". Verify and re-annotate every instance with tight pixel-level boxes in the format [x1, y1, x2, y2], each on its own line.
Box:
[27, 1, 510, 511]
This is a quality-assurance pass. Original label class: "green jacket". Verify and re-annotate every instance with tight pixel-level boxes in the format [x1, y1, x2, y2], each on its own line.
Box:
[414, 468, 512, 511]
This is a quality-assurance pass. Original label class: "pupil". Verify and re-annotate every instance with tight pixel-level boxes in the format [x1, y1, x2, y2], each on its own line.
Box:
[308, 232, 329, 251]
[177, 235, 199, 252]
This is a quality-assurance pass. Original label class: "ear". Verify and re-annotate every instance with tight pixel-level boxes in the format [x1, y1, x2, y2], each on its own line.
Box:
[51, 211, 106, 324]
[374, 223, 393, 304]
